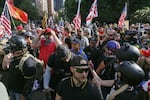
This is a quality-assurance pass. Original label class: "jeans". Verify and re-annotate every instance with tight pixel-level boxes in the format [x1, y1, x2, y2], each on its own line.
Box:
[9, 90, 22, 100]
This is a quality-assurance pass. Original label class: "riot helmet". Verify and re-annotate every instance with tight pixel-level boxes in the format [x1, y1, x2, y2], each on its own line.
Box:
[119, 61, 145, 86]
[116, 43, 140, 62]
[9, 35, 27, 52]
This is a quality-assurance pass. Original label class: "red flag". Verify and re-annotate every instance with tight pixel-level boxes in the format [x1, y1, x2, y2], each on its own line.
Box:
[7, 2, 28, 23]
[118, 4, 127, 28]
[7, 0, 14, 5]
[73, 0, 81, 30]
[86, 0, 98, 26]
[0, 3, 11, 37]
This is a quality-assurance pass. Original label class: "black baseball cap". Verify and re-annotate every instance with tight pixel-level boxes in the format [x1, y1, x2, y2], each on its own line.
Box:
[70, 55, 88, 67]
[56, 45, 71, 58]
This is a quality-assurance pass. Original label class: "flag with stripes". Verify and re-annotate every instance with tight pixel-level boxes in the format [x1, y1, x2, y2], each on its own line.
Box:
[73, 14, 81, 30]
[86, 0, 98, 26]
[0, 3, 11, 37]
[73, 0, 81, 30]
[118, 4, 127, 28]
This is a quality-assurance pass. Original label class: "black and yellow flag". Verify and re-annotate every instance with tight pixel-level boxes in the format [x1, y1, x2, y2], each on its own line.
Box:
[42, 11, 47, 28]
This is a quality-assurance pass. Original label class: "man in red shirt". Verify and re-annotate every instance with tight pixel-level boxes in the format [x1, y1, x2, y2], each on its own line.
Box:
[32, 28, 56, 68]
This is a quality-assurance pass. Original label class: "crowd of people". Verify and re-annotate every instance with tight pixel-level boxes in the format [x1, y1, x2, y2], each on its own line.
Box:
[0, 21, 150, 100]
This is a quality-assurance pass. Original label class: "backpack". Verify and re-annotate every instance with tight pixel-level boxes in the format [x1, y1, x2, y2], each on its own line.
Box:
[18, 53, 44, 82]
[14, 53, 44, 96]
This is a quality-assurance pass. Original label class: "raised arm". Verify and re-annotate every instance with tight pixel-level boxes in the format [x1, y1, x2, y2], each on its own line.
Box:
[50, 29, 63, 47]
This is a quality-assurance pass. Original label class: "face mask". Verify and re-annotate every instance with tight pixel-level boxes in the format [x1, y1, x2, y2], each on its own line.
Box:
[44, 35, 51, 45]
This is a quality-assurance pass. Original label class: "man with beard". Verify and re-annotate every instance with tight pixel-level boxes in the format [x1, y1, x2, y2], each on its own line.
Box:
[55, 55, 102, 100]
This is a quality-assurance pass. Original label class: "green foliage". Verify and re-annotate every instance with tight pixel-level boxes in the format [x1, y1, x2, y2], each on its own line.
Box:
[0, 0, 5, 14]
[0, 0, 149, 24]
[19, 0, 40, 20]
[64, 0, 126, 24]
[0, 0, 40, 21]
[65, 0, 77, 22]
[131, 7, 150, 23]
[64, 0, 149, 24]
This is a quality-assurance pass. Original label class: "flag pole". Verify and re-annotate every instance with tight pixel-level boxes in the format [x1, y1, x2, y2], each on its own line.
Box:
[6, 1, 16, 29]
[126, 1, 129, 20]
[125, 2, 127, 20]
[77, 0, 81, 16]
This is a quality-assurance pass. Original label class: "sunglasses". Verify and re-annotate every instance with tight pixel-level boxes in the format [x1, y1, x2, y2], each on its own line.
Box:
[75, 68, 89, 73]
[108, 34, 114, 36]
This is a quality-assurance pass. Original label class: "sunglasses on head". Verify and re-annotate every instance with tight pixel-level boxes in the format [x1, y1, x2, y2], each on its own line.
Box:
[75, 68, 89, 73]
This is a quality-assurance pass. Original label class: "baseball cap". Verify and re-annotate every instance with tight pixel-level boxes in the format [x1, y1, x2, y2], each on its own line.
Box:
[16, 25, 24, 31]
[71, 37, 81, 44]
[44, 28, 51, 35]
[70, 55, 88, 67]
[56, 45, 71, 58]
[89, 37, 97, 42]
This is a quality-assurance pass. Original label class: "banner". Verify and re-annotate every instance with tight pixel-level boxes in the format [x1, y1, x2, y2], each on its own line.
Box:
[118, 3, 127, 28]
[42, 11, 47, 28]
[7, 2, 28, 23]
[0, 2, 11, 37]
[7, 0, 14, 5]
[73, 0, 81, 30]
[86, 0, 98, 26]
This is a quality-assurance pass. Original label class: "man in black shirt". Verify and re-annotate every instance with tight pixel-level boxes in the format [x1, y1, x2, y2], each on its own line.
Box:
[2, 35, 37, 100]
[43, 44, 75, 100]
[55, 55, 102, 100]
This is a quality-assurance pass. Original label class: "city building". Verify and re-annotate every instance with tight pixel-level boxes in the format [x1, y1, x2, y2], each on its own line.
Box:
[34, 0, 65, 16]
[54, 0, 65, 11]
[35, 0, 48, 16]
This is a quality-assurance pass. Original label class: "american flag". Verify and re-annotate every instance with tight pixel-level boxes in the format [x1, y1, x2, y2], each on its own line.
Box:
[73, 0, 81, 30]
[86, 0, 98, 26]
[73, 14, 81, 30]
[0, 3, 11, 36]
[118, 4, 127, 28]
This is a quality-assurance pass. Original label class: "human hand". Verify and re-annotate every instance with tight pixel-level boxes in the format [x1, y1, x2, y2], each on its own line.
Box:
[2, 53, 13, 70]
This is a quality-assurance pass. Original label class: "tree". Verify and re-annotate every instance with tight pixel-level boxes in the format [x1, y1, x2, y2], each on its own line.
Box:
[131, 7, 150, 23]
[19, 0, 40, 20]
[64, 0, 126, 24]
[64, 0, 149, 24]
[0, 0, 5, 14]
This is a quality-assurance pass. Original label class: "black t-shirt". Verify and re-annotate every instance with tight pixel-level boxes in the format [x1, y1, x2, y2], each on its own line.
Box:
[84, 46, 103, 69]
[47, 53, 72, 75]
[47, 53, 75, 89]
[56, 77, 102, 100]
[7, 56, 36, 93]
